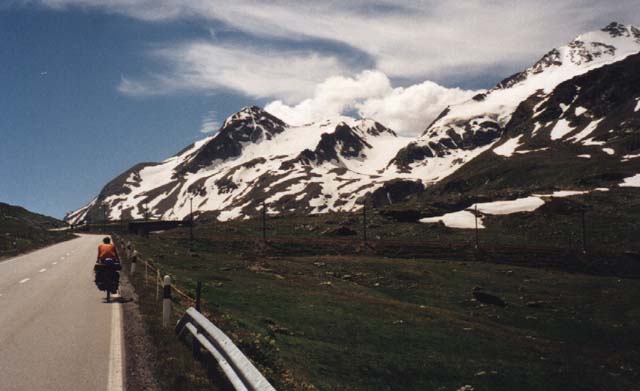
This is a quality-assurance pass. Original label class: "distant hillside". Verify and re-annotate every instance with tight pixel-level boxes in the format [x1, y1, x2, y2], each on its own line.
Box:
[0, 202, 73, 258]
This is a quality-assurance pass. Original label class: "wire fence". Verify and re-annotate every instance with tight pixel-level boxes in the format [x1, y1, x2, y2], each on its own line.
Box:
[113, 235, 201, 315]
[100, 199, 640, 277]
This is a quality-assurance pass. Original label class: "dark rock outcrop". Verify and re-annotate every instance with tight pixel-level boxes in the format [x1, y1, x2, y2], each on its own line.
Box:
[370, 180, 425, 208]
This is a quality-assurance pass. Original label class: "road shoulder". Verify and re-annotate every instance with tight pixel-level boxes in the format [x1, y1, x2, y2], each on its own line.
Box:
[119, 272, 161, 391]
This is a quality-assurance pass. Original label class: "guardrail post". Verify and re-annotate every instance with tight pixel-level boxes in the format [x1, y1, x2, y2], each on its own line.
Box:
[130, 250, 137, 275]
[156, 269, 161, 302]
[195, 281, 202, 312]
[162, 275, 172, 328]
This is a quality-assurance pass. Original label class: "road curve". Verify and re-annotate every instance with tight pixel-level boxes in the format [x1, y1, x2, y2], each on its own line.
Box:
[0, 234, 124, 391]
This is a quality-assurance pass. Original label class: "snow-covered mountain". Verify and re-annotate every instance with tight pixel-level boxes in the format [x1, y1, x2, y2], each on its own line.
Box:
[67, 108, 413, 223]
[66, 22, 640, 225]
[389, 22, 640, 175]
[424, 49, 640, 199]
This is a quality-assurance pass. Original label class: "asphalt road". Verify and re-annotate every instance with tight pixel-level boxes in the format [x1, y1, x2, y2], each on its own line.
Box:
[0, 234, 123, 391]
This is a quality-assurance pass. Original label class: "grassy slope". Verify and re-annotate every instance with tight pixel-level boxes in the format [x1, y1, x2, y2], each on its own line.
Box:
[0, 202, 74, 258]
[124, 218, 640, 391]
[393, 189, 639, 257]
[195, 187, 640, 254]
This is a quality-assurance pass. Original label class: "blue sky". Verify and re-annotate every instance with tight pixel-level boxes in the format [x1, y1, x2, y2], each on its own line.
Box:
[1, 1, 638, 219]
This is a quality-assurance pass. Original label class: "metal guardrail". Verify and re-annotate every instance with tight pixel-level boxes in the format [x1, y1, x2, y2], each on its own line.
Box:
[176, 307, 277, 391]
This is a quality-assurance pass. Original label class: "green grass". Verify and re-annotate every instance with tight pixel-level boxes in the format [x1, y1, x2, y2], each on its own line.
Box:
[122, 261, 221, 391]
[191, 187, 639, 260]
[123, 231, 640, 391]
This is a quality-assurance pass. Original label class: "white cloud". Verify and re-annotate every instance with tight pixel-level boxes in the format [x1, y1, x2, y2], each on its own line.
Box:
[265, 71, 391, 125]
[25, 0, 640, 135]
[265, 70, 481, 136]
[356, 80, 482, 136]
[24, 0, 640, 79]
[117, 42, 349, 102]
[199, 110, 219, 133]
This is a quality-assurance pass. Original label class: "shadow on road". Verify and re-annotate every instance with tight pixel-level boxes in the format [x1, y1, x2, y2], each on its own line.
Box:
[102, 296, 134, 304]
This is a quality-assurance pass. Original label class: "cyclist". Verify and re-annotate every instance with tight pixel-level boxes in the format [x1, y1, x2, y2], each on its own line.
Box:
[95, 237, 121, 297]
[97, 237, 119, 264]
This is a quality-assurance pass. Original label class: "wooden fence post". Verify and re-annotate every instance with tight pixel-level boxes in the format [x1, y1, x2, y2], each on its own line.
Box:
[156, 269, 160, 302]
[162, 275, 172, 328]
[196, 281, 202, 312]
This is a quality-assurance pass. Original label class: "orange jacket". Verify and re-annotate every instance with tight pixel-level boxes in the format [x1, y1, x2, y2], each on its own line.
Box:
[97, 243, 119, 261]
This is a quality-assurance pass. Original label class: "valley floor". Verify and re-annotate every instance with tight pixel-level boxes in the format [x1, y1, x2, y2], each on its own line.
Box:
[121, 227, 640, 391]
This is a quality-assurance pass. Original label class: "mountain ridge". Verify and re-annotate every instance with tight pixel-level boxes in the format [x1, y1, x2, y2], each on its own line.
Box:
[66, 22, 640, 225]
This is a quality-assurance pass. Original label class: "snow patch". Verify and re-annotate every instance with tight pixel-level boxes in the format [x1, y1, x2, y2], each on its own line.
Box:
[515, 147, 549, 155]
[420, 190, 595, 229]
[619, 174, 640, 187]
[550, 119, 575, 140]
[421, 196, 547, 229]
[535, 190, 589, 197]
[582, 138, 605, 146]
[493, 135, 524, 157]
[474, 197, 545, 215]
[568, 119, 603, 143]
[602, 148, 615, 155]
[622, 153, 640, 161]
[574, 106, 587, 116]
[420, 210, 483, 229]
[531, 121, 546, 137]
[577, 154, 591, 159]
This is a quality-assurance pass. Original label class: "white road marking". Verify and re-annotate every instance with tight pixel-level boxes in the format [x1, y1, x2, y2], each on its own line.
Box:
[52, 262, 57, 265]
[39, 268, 47, 273]
[19, 278, 30, 284]
[107, 299, 124, 391]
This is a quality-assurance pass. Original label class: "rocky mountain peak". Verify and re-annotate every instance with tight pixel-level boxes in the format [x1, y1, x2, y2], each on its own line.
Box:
[176, 106, 287, 174]
[602, 21, 633, 38]
[221, 106, 287, 134]
[493, 22, 640, 94]
[420, 22, 640, 141]
[222, 106, 274, 126]
[353, 118, 397, 137]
